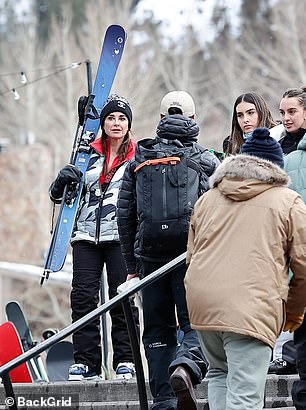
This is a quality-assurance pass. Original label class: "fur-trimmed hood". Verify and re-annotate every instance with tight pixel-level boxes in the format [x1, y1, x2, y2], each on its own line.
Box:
[209, 154, 289, 202]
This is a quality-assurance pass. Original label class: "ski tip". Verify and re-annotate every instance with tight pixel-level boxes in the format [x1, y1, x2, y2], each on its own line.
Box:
[107, 24, 126, 32]
[5, 300, 21, 310]
[106, 24, 127, 40]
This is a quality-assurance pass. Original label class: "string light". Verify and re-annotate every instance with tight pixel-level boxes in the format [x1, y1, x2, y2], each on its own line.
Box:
[0, 64, 79, 77]
[70, 62, 82, 69]
[20, 72, 28, 84]
[11, 88, 20, 100]
[0, 61, 84, 98]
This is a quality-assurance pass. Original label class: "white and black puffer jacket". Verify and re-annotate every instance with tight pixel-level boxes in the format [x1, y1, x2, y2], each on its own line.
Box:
[71, 139, 136, 244]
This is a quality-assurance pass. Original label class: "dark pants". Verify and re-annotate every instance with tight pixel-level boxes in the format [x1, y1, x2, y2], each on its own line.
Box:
[292, 317, 306, 409]
[139, 258, 205, 409]
[170, 332, 207, 386]
[71, 241, 139, 374]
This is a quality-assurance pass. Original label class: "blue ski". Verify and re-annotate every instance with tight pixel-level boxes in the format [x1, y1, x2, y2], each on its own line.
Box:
[41, 25, 126, 284]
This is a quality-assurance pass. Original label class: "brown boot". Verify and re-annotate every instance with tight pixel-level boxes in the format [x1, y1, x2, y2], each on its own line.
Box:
[170, 366, 198, 410]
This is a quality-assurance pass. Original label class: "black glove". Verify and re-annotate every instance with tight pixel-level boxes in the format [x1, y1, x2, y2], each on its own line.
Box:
[49, 164, 83, 202]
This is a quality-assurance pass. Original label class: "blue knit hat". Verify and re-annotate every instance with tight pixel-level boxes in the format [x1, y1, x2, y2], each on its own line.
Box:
[241, 127, 284, 168]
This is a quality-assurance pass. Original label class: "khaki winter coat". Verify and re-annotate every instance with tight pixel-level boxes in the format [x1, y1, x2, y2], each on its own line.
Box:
[185, 154, 306, 348]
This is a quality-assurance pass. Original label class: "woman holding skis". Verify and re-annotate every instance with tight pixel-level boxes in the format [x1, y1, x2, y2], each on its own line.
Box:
[49, 94, 139, 381]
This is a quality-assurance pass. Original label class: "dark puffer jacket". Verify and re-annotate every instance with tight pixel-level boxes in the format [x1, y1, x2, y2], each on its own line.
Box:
[117, 114, 220, 275]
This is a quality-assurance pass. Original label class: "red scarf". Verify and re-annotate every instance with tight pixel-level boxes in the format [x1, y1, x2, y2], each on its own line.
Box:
[90, 137, 136, 185]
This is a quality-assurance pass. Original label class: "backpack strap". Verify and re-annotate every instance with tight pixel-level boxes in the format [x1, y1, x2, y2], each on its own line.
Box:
[134, 156, 181, 173]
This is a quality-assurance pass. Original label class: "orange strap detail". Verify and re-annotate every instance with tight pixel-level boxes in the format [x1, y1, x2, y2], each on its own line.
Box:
[134, 156, 181, 172]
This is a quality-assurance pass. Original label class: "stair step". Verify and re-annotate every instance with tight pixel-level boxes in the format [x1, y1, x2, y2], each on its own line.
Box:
[0, 374, 299, 409]
[265, 397, 293, 408]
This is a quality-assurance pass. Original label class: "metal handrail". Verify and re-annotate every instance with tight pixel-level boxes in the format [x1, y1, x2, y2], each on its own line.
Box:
[0, 252, 186, 409]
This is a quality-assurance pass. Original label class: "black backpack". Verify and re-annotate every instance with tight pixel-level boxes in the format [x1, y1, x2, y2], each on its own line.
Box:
[134, 137, 203, 257]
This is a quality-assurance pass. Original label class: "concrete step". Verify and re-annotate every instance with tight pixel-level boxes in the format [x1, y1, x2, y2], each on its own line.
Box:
[0, 374, 299, 409]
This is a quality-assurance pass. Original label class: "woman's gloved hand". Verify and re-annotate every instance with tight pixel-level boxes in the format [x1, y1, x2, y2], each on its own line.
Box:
[49, 164, 83, 201]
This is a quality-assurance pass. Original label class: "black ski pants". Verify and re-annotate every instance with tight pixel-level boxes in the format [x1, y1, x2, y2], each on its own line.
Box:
[71, 241, 139, 375]
[139, 258, 205, 409]
[292, 317, 306, 409]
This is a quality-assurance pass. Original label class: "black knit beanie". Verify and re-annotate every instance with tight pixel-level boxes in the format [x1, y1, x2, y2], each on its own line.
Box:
[241, 127, 284, 168]
[100, 94, 132, 129]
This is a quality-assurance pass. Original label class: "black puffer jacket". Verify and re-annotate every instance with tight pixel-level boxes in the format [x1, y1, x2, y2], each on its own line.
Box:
[117, 114, 220, 275]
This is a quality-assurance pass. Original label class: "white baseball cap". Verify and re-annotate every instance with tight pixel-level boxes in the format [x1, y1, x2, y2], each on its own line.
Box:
[160, 90, 196, 117]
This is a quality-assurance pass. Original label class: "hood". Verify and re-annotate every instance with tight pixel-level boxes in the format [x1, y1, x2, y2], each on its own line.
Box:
[156, 114, 199, 144]
[209, 154, 289, 202]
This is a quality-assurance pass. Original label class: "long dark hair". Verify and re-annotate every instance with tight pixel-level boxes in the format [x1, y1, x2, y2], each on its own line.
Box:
[226, 92, 277, 155]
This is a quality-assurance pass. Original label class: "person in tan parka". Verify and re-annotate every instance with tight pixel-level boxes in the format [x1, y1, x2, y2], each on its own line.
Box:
[184, 127, 306, 410]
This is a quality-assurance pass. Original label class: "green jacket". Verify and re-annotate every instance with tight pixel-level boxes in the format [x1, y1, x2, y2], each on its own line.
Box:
[284, 132, 306, 202]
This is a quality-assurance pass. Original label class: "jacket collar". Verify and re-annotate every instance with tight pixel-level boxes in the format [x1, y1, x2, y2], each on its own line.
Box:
[209, 155, 289, 201]
[296, 130, 306, 150]
[90, 137, 136, 162]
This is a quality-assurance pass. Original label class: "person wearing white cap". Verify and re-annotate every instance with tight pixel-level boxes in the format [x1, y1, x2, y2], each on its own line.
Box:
[118, 91, 220, 409]
[160, 91, 224, 162]
[160, 91, 196, 118]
